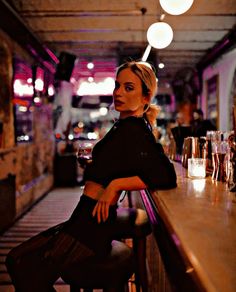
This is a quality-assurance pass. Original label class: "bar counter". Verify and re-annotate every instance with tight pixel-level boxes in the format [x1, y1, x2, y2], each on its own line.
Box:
[140, 162, 236, 292]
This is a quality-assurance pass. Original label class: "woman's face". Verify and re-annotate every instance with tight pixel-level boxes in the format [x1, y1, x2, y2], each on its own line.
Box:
[113, 68, 149, 119]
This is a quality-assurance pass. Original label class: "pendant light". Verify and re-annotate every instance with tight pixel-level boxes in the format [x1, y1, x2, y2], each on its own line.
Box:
[159, 0, 194, 15]
[147, 22, 173, 49]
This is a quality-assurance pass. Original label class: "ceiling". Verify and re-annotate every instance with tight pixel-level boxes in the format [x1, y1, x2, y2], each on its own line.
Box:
[5, 0, 236, 86]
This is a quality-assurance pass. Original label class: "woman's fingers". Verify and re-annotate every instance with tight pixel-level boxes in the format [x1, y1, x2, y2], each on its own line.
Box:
[92, 201, 110, 223]
[92, 202, 101, 223]
[92, 203, 98, 217]
[96, 202, 102, 223]
[102, 202, 109, 222]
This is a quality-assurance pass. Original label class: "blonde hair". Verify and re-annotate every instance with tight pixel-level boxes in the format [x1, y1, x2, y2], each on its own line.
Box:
[116, 60, 160, 125]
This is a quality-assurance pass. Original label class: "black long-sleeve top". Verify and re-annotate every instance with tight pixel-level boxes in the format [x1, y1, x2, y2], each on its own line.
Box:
[84, 116, 177, 190]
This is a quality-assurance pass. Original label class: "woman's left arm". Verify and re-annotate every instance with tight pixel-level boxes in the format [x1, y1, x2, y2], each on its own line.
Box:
[92, 176, 147, 223]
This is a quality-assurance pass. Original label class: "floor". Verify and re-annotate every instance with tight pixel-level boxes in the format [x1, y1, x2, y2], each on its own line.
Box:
[0, 186, 107, 292]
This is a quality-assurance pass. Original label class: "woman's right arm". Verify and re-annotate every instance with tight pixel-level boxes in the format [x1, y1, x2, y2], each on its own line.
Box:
[92, 176, 147, 223]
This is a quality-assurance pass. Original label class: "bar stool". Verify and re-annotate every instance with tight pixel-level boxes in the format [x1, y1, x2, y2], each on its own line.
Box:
[114, 206, 152, 292]
[61, 240, 134, 292]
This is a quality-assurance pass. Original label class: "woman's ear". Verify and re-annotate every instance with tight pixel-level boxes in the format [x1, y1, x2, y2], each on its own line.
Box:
[143, 93, 151, 104]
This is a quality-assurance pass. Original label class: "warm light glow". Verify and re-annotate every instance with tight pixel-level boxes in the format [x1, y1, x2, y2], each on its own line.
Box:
[159, 0, 194, 15]
[147, 22, 173, 49]
[88, 132, 98, 140]
[35, 78, 44, 91]
[87, 62, 94, 69]
[90, 111, 101, 119]
[77, 77, 115, 95]
[17, 135, 30, 142]
[34, 97, 41, 103]
[158, 62, 165, 69]
[13, 80, 34, 97]
[188, 158, 206, 179]
[18, 106, 28, 112]
[78, 121, 84, 128]
[99, 107, 108, 116]
[192, 179, 205, 193]
[48, 85, 55, 96]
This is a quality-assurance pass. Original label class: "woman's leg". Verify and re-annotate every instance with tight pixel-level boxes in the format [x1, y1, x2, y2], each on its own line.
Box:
[6, 195, 117, 291]
[6, 248, 60, 292]
[5, 227, 63, 292]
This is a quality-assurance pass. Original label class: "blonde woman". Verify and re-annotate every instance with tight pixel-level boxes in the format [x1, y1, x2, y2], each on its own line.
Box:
[6, 61, 177, 292]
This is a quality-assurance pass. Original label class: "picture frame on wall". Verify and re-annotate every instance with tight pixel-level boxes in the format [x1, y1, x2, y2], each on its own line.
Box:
[206, 74, 219, 129]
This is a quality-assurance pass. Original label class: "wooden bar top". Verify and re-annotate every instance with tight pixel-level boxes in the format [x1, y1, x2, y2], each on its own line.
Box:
[147, 162, 236, 292]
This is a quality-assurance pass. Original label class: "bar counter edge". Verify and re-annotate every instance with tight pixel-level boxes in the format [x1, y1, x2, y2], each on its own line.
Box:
[139, 162, 236, 292]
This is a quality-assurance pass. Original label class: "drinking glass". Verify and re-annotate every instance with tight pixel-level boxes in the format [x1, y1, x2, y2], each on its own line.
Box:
[77, 142, 93, 168]
[188, 158, 206, 179]
[211, 131, 229, 181]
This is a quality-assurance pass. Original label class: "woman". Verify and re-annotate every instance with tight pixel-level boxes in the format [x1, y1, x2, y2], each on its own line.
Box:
[6, 60, 177, 291]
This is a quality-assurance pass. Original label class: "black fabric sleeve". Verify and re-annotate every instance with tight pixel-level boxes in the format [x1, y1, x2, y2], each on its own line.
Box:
[121, 118, 177, 190]
[137, 142, 177, 190]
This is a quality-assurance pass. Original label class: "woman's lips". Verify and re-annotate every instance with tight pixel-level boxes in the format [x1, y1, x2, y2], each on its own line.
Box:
[114, 100, 124, 106]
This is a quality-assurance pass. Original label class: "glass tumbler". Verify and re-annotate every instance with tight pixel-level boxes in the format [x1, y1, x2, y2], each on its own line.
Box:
[188, 158, 206, 179]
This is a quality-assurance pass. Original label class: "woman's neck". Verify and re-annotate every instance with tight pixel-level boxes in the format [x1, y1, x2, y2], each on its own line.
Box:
[119, 112, 144, 120]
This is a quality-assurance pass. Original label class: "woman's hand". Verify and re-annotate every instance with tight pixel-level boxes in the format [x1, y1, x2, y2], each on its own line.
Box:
[92, 182, 120, 223]
[92, 176, 147, 223]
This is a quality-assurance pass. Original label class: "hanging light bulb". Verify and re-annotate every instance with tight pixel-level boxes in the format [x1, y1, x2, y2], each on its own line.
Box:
[159, 0, 194, 15]
[147, 22, 173, 49]
[158, 62, 165, 69]
[87, 62, 94, 69]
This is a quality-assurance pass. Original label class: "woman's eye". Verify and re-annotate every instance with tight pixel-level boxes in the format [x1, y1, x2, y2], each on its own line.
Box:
[125, 86, 133, 91]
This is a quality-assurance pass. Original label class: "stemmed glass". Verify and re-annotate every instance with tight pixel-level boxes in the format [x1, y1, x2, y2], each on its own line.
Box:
[76, 142, 93, 168]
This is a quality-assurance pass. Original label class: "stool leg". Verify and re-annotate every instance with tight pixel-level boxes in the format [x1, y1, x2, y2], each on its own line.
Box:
[133, 237, 148, 292]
